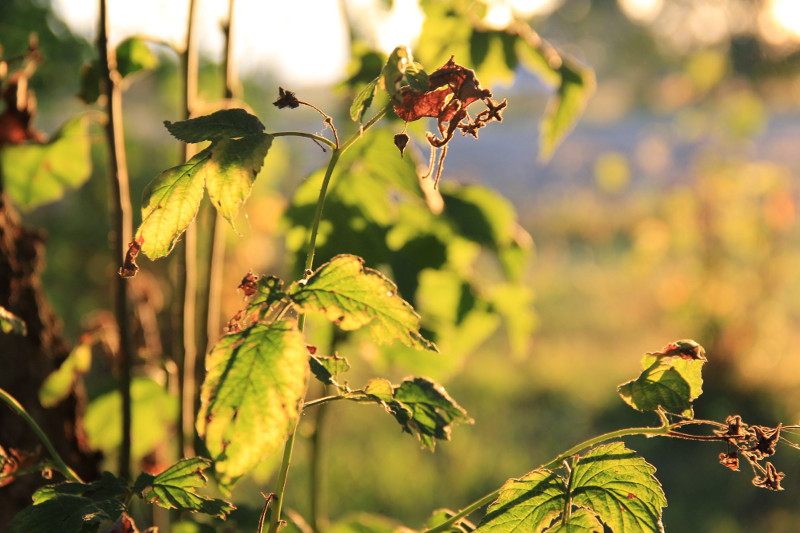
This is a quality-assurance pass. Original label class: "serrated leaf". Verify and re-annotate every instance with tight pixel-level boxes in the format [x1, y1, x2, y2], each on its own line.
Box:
[138, 458, 234, 518]
[617, 340, 706, 417]
[202, 132, 272, 228]
[289, 254, 436, 352]
[0, 305, 27, 335]
[363, 377, 472, 450]
[197, 320, 307, 489]
[115, 37, 158, 79]
[544, 508, 603, 532]
[9, 494, 125, 533]
[309, 354, 350, 387]
[164, 108, 265, 143]
[0, 115, 92, 210]
[39, 343, 92, 407]
[477, 469, 567, 533]
[350, 78, 378, 122]
[12, 472, 128, 533]
[570, 442, 666, 533]
[539, 62, 595, 162]
[136, 150, 210, 258]
[477, 443, 664, 533]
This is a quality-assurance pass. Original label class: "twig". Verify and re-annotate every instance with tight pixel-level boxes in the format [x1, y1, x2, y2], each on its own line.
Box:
[98, 0, 134, 479]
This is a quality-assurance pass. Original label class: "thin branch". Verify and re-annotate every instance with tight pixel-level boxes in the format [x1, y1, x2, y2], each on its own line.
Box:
[179, 0, 200, 460]
[0, 388, 83, 483]
[99, 0, 133, 479]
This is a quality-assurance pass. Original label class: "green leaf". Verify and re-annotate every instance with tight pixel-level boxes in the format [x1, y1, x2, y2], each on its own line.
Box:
[202, 133, 272, 228]
[617, 340, 706, 417]
[0, 305, 27, 335]
[403, 61, 430, 92]
[380, 46, 411, 99]
[11, 472, 128, 533]
[0, 115, 92, 210]
[363, 376, 472, 450]
[136, 150, 210, 259]
[288, 254, 436, 352]
[164, 108, 265, 143]
[309, 354, 350, 387]
[469, 30, 518, 87]
[570, 442, 666, 533]
[477, 469, 567, 533]
[39, 343, 92, 408]
[539, 62, 596, 162]
[83, 377, 177, 461]
[9, 494, 124, 533]
[136, 458, 234, 518]
[197, 320, 307, 489]
[350, 78, 378, 123]
[77, 62, 101, 104]
[115, 37, 159, 78]
[477, 443, 665, 533]
[545, 509, 604, 532]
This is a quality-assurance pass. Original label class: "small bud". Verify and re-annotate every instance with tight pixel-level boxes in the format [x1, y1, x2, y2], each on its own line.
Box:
[394, 133, 409, 157]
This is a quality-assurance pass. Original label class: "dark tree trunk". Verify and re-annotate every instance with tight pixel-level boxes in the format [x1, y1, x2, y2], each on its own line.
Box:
[0, 192, 101, 528]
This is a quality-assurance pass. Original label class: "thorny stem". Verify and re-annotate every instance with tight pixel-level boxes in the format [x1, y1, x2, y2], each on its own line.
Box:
[0, 387, 83, 483]
[98, 0, 134, 479]
[267, 103, 391, 533]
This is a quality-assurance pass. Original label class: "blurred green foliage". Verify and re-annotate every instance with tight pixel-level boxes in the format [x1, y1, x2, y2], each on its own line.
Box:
[3, 0, 800, 532]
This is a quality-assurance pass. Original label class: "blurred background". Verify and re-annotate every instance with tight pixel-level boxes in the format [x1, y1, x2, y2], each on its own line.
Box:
[2, 0, 800, 531]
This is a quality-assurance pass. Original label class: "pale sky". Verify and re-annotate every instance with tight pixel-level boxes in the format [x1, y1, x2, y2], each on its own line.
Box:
[51, 0, 428, 86]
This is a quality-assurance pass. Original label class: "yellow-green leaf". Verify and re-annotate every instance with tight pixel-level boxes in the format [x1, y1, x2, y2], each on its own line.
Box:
[197, 320, 307, 490]
[136, 150, 210, 259]
[202, 133, 272, 228]
[288, 254, 436, 352]
[539, 62, 596, 162]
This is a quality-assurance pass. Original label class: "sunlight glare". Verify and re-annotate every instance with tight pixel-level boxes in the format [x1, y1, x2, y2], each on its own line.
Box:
[617, 0, 663, 24]
[764, 0, 800, 43]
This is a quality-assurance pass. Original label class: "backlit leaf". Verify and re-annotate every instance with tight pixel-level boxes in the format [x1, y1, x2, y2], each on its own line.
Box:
[197, 320, 307, 489]
[115, 37, 158, 79]
[83, 377, 177, 461]
[202, 132, 272, 228]
[39, 343, 92, 408]
[477, 443, 664, 533]
[363, 377, 472, 450]
[288, 254, 436, 352]
[350, 78, 378, 123]
[618, 340, 706, 417]
[539, 62, 596, 162]
[477, 469, 567, 533]
[1, 115, 92, 210]
[570, 442, 666, 533]
[164, 108, 265, 143]
[136, 150, 210, 258]
[309, 354, 350, 388]
[134, 458, 234, 518]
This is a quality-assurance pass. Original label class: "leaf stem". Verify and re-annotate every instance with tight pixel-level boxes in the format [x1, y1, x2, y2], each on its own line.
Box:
[271, 132, 337, 151]
[98, 0, 134, 479]
[0, 387, 83, 483]
[267, 103, 392, 533]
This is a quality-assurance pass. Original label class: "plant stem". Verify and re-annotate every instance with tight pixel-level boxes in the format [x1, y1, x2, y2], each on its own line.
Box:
[421, 424, 672, 533]
[271, 131, 336, 150]
[179, 0, 200, 459]
[309, 384, 329, 533]
[98, 0, 134, 479]
[267, 103, 392, 533]
[204, 0, 239, 354]
[0, 387, 83, 483]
